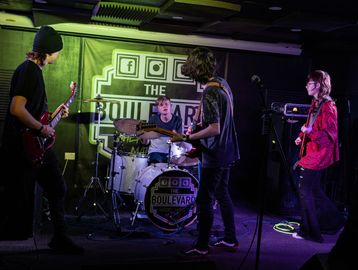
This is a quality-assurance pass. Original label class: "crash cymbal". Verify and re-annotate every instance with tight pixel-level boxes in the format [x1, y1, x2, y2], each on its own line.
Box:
[82, 96, 121, 104]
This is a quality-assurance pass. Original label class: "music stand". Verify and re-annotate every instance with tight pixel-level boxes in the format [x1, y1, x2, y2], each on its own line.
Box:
[75, 98, 109, 219]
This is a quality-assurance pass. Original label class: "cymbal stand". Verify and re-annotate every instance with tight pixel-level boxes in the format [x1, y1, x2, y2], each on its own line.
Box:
[109, 134, 123, 232]
[75, 101, 109, 219]
[167, 140, 172, 167]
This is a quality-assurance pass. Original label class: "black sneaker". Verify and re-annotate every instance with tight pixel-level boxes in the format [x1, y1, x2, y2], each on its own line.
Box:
[48, 235, 84, 255]
[181, 246, 209, 256]
[209, 239, 238, 252]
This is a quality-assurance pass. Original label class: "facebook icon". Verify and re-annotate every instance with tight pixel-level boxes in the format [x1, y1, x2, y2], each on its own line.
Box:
[116, 54, 139, 78]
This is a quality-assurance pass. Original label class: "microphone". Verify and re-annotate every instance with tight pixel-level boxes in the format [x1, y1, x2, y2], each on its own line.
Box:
[251, 74, 264, 89]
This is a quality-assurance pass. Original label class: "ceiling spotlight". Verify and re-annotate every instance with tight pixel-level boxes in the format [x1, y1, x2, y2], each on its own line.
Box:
[290, 28, 302, 32]
[268, 6, 282, 11]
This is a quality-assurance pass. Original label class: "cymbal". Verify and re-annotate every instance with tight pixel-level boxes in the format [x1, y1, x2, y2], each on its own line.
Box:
[113, 118, 141, 135]
[82, 97, 121, 104]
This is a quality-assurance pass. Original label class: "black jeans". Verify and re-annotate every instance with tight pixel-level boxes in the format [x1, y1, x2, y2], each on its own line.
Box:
[1, 148, 66, 239]
[196, 166, 237, 248]
[297, 166, 343, 241]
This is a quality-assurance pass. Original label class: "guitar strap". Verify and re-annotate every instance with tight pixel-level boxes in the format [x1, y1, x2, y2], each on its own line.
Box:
[198, 82, 234, 119]
[298, 98, 328, 160]
[309, 99, 326, 127]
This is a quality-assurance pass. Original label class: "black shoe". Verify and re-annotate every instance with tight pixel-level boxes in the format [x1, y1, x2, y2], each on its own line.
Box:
[48, 235, 84, 254]
[181, 246, 209, 256]
[209, 239, 238, 252]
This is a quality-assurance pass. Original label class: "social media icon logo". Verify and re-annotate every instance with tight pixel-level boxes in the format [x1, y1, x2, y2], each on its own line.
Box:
[173, 59, 193, 83]
[176, 63, 184, 77]
[145, 57, 167, 80]
[120, 59, 135, 74]
[116, 54, 139, 78]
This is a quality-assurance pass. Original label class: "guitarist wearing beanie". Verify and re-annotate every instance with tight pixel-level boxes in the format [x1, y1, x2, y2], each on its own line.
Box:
[0, 26, 83, 254]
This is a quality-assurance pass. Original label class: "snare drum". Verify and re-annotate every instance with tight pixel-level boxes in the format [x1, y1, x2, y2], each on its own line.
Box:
[107, 154, 148, 194]
[170, 142, 198, 167]
[134, 163, 198, 231]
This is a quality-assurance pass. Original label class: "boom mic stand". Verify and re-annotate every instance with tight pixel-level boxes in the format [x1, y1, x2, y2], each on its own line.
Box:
[251, 75, 297, 270]
[75, 101, 109, 220]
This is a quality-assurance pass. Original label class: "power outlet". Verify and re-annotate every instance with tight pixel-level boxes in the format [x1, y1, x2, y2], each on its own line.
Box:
[64, 152, 76, 160]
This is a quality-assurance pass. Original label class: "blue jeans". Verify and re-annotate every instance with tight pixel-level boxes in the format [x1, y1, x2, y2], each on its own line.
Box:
[196, 166, 237, 248]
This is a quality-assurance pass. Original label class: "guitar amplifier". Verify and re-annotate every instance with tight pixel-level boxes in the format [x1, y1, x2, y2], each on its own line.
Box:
[271, 102, 310, 118]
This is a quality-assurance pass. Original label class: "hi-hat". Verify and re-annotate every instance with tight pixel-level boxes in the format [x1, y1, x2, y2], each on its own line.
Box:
[83, 95, 120, 104]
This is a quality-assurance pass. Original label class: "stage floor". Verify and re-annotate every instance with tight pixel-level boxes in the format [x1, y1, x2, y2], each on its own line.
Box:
[0, 197, 341, 270]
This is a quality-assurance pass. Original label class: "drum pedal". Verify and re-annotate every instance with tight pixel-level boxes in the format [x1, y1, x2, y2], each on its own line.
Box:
[135, 212, 148, 219]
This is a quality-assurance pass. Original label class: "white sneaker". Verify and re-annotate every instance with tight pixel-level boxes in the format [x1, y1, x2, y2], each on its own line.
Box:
[292, 232, 304, 240]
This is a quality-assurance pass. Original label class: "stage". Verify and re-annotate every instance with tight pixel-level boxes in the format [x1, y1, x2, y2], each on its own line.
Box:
[0, 197, 341, 270]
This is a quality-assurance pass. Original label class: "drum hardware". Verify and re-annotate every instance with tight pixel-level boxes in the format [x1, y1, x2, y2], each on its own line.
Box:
[109, 133, 123, 232]
[107, 133, 150, 231]
[75, 99, 109, 220]
[169, 141, 198, 167]
[82, 94, 121, 104]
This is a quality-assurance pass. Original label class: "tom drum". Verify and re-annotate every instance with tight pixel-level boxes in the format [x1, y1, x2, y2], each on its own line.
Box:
[107, 154, 148, 194]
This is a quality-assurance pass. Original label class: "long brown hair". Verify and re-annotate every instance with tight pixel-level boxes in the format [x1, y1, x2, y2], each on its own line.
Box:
[307, 70, 332, 101]
[181, 47, 217, 84]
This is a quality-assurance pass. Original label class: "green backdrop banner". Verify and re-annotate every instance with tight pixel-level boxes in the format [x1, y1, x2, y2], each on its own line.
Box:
[80, 38, 214, 158]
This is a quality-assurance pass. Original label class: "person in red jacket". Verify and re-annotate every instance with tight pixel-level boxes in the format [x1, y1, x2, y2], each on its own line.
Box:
[293, 70, 345, 242]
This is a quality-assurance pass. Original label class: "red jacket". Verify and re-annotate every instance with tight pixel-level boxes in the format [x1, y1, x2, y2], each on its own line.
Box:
[298, 100, 339, 170]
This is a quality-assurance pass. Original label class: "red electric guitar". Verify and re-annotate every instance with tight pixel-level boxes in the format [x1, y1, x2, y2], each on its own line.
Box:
[22, 81, 77, 166]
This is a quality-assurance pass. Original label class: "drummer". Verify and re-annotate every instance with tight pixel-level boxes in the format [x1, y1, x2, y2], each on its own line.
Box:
[139, 96, 182, 164]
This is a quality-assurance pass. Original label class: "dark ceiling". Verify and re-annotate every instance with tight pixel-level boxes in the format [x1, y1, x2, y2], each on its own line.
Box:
[1, 0, 358, 52]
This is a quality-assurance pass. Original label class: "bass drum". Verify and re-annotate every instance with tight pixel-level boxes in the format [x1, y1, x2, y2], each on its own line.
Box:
[134, 163, 198, 231]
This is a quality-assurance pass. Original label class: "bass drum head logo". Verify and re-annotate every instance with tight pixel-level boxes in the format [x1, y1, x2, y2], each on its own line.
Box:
[144, 169, 198, 231]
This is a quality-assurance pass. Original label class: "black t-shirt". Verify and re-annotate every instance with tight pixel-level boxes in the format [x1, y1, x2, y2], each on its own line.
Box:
[2, 60, 47, 149]
[200, 77, 240, 168]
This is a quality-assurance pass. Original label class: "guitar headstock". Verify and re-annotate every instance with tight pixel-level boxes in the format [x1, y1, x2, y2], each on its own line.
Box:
[70, 81, 77, 97]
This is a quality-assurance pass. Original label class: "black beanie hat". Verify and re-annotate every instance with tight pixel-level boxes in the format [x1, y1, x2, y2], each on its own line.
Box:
[32, 25, 63, 53]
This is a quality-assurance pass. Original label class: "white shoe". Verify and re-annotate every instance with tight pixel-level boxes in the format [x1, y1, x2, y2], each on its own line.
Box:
[292, 232, 304, 240]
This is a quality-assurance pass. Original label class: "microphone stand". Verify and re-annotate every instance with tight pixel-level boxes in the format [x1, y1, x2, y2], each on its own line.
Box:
[252, 78, 298, 270]
[252, 77, 273, 270]
[252, 77, 300, 270]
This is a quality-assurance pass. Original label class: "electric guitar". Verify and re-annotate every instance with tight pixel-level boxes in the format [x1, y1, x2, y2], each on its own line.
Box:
[137, 122, 203, 160]
[22, 81, 77, 167]
[136, 122, 179, 137]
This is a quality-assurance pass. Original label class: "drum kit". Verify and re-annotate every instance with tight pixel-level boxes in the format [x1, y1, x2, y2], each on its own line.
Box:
[77, 95, 200, 232]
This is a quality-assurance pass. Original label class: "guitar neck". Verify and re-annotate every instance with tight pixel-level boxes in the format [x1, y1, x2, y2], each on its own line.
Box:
[141, 127, 177, 137]
[50, 111, 62, 128]
[49, 82, 77, 128]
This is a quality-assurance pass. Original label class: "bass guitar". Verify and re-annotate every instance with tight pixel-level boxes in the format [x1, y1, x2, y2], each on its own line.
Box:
[22, 81, 77, 166]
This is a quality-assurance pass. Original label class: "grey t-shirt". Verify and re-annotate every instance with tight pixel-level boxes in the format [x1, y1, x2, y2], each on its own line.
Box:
[200, 77, 240, 168]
